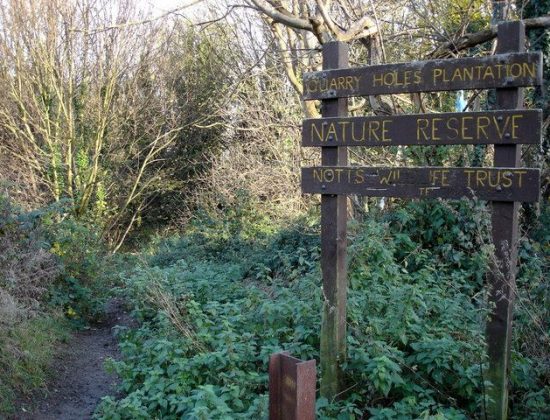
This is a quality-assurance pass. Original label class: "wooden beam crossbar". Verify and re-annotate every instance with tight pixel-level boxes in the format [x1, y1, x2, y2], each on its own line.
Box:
[303, 52, 542, 99]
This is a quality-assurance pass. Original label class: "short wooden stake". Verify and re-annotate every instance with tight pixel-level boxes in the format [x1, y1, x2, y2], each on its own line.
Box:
[269, 352, 316, 420]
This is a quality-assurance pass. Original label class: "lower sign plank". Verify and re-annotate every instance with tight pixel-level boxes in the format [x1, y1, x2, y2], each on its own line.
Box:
[301, 167, 540, 202]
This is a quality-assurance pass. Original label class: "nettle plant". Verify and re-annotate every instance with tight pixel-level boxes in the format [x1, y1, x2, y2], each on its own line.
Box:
[96, 199, 548, 419]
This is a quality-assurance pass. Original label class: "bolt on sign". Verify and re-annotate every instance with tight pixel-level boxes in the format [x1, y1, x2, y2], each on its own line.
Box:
[301, 21, 541, 420]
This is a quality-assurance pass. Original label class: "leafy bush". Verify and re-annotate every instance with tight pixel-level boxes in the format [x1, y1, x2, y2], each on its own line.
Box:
[97, 199, 549, 418]
[15, 198, 122, 322]
[0, 194, 67, 413]
[0, 195, 60, 325]
[0, 315, 69, 413]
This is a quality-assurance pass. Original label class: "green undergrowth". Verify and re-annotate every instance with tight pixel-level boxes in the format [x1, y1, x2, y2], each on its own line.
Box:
[0, 315, 70, 413]
[96, 199, 549, 419]
[0, 193, 121, 414]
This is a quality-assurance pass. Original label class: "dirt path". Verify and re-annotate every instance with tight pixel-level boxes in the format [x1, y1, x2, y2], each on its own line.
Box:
[14, 300, 132, 420]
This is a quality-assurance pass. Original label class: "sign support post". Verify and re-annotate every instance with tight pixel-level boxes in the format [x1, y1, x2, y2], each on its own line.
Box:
[486, 20, 524, 420]
[319, 41, 349, 399]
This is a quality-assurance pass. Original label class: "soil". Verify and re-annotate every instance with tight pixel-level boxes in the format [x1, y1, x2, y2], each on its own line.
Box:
[13, 300, 134, 420]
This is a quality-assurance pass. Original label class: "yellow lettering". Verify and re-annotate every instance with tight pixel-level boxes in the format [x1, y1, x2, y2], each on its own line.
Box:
[488, 171, 500, 188]
[431, 117, 442, 141]
[523, 62, 536, 78]
[463, 66, 474, 81]
[474, 66, 483, 80]
[352, 121, 366, 142]
[355, 169, 364, 184]
[384, 72, 396, 86]
[373, 73, 384, 87]
[430, 170, 440, 185]
[476, 116, 490, 140]
[441, 170, 450, 186]
[382, 120, 392, 142]
[452, 68, 463, 81]
[313, 168, 323, 182]
[338, 121, 350, 143]
[501, 171, 513, 188]
[310, 122, 324, 143]
[494, 64, 503, 78]
[511, 115, 523, 139]
[327, 123, 338, 142]
[476, 170, 488, 187]
[446, 117, 459, 140]
[417, 118, 430, 141]
[403, 71, 412, 86]
[380, 170, 399, 185]
[461, 116, 474, 140]
[433, 68, 443, 83]
[509, 63, 523, 78]
[483, 66, 495, 80]
[493, 115, 509, 139]
[464, 169, 475, 188]
[514, 170, 527, 187]
[369, 121, 381, 142]
[414, 70, 422, 84]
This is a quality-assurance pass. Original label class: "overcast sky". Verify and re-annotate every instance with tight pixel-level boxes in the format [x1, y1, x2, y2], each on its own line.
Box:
[139, 0, 208, 18]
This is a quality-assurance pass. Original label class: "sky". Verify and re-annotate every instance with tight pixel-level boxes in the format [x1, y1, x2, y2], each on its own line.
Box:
[139, 0, 208, 18]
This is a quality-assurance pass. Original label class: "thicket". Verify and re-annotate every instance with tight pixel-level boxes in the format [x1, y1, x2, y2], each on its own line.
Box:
[95, 197, 549, 419]
[0, 192, 118, 413]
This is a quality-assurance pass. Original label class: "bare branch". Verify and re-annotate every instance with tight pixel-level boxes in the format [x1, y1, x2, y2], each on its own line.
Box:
[431, 16, 550, 58]
[246, 0, 313, 31]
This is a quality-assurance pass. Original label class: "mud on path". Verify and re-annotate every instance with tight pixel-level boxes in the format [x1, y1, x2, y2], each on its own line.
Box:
[14, 300, 133, 420]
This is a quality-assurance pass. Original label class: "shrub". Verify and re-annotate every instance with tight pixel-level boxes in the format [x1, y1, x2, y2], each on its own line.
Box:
[0, 193, 68, 414]
[97, 199, 549, 418]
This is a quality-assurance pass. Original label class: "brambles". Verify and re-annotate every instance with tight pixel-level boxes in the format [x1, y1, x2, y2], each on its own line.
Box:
[96, 199, 549, 418]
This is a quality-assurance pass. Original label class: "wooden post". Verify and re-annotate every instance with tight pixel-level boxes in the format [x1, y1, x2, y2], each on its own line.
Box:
[319, 41, 348, 399]
[486, 20, 524, 420]
[269, 352, 316, 420]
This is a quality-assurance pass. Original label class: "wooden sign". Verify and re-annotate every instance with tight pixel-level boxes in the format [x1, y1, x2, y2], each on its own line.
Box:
[301, 166, 540, 202]
[302, 52, 542, 100]
[300, 21, 542, 418]
[302, 110, 541, 147]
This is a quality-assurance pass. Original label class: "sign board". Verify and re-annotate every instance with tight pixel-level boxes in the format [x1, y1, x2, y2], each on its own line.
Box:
[302, 166, 540, 202]
[302, 110, 542, 147]
[302, 52, 543, 100]
[301, 22, 542, 417]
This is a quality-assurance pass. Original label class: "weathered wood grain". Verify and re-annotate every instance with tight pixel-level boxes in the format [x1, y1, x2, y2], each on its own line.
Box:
[302, 52, 542, 99]
[302, 166, 540, 202]
[302, 110, 542, 147]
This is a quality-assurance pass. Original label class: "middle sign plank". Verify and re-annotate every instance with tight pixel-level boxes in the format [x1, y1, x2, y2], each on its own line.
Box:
[301, 166, 540, 202]
[302, 110, 541, 147]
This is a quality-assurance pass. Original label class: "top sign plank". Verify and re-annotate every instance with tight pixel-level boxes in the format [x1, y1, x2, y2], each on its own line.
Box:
[302, 52, 543, 100]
